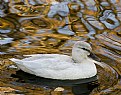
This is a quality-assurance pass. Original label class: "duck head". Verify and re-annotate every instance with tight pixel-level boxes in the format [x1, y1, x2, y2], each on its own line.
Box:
[72, 41, 92, 62]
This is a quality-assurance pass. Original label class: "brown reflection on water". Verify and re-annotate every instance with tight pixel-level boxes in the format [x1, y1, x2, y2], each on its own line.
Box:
[90, 32, 121, 95]
[0, 0, 121, 95]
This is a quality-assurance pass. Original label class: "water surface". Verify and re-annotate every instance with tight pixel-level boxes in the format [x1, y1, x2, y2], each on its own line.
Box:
[0, 0, 121, 95]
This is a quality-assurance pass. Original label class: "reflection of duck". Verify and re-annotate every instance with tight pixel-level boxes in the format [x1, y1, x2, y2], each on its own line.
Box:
[10, 41, 102, 80]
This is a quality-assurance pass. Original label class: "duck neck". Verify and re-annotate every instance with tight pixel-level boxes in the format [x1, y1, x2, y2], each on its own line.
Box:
[72, 49, 88, 63]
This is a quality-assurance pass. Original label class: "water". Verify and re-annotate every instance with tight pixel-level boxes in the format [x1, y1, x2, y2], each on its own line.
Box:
[0, 0, 121, 95]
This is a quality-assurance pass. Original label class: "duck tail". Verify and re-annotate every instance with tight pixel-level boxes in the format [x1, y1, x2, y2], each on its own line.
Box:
[9, 58, 23, 64]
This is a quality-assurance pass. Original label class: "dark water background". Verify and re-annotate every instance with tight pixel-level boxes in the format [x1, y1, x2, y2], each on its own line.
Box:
[0, 0, 121, 95]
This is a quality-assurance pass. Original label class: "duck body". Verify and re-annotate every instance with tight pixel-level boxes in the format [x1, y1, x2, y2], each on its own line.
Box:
[10, 41, 97, 80]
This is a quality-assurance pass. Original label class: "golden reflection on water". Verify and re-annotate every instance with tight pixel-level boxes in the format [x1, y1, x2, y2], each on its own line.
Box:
[0, 0, 121, 95]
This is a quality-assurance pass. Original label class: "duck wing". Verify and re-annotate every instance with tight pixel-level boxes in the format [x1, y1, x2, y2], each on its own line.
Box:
[22, 54, 72, 62]
[24, 54, 60, 57]
[10, 57, 73, 70]
[10, 54, 73, 72]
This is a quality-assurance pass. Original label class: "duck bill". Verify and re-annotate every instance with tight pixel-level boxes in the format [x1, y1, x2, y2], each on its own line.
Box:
[88, 52, 101, 62]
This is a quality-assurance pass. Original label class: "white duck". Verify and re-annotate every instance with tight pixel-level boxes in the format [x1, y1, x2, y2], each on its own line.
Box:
[10, 41, 102, 80]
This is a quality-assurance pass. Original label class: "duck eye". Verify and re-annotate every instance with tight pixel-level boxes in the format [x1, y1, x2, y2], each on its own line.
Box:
[81, 48, 90, 52]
